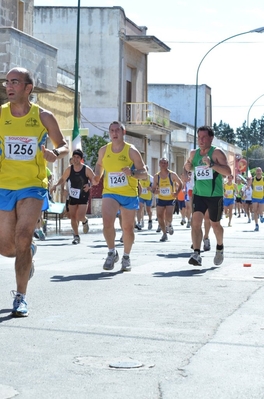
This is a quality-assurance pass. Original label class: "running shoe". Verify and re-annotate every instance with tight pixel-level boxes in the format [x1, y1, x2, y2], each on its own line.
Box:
[72, 235, 80, 245]
[11, 291, 28, 317]
[228, 222, 232, 227]
[141, 220, 145, 228]
[33, 229, 40, 239]
[254, 224, 259, 231]
[248, 218, 251, 223]
[260, 216, 264, 223]
[135, 223, 142, 231]
[203, 238, 211, 251]
[186, 221, 191, 228]
[37, 229, 46, 241]
[180, 220, 184, 225]
[148, 220, 153, 230]
[156, 225, 161, 233]
[214, 250, 224, 265]
[160, 233, 168, 242]
[103, 250, 119, 270]
[188, 252, 202, 266]
[168, 225, 174, 235]
[121, 255, 131, 272]
[82, 217, 89, 233]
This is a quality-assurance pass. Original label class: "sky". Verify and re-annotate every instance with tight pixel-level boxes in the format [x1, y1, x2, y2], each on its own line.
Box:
[34, 0, 264, 131]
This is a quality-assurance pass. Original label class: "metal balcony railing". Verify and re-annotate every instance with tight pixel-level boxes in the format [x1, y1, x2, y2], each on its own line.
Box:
[125, 102, 170, 129]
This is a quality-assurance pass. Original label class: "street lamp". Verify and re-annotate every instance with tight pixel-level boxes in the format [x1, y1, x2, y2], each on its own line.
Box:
[72, 0, 81, 150]
[194, 26, 264, 149]
[246, 93, 264, 174]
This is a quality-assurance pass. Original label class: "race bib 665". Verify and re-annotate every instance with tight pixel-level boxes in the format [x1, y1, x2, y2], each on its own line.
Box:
[195, 166, 213, 180]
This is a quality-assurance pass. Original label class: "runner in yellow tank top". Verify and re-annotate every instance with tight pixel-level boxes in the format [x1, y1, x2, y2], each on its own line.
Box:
[152, 157, 183, 242]
[136, 167, 153, 230]
[252, 167, 264, 231]
[0, 67, 69, 317]
[223, 175, 238, 227]
[93, 121, 147, 272]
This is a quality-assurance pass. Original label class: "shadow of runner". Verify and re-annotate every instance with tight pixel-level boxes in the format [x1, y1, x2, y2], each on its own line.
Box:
[50, 271, 123, 282]
[0, 309, 14, 323]
[157, 252, 193, 258]
[153, 267, 219, 278]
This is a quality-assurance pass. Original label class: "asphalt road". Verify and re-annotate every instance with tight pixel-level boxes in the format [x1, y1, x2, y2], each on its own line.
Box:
[1, 212, 264, 399]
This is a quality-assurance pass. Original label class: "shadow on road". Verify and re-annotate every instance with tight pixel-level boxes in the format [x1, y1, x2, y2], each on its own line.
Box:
[153, 267, 219, 278]
[157, 252, 192, 258]
[50, 271, 123, 282]
[0, 308, 14, 323]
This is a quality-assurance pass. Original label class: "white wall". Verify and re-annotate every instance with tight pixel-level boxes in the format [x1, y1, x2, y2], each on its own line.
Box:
[34, 7, 147, 137]
[148, 84, 210, 128]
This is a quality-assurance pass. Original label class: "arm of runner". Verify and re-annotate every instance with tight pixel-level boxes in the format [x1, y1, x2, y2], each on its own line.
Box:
[84, 166, 95, 192]
[122, 147, 147, 179]
[50, 167, 70, 193]
[183, 149, 195, 180]
[172, 172, 183, 197]
[151, 174, 160, 194]
[40, 109, 69, 162]
[202, 148, 231, 177]
[93, 146, 106, 185]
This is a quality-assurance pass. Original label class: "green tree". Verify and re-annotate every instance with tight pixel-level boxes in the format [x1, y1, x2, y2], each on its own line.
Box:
[81, 132, 109, 168]
[235, 121, 248, 150]
[236, 115, 264, 151]
[213, 120, 236, 144]
[242, 145, 264, 171]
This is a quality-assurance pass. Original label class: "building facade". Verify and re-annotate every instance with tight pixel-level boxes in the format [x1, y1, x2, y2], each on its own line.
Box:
[33, 6, 179, 176]
[0, 0, 80, 201]
[148, 83, 212, 128]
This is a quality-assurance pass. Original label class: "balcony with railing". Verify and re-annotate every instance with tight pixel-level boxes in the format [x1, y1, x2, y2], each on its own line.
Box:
[125, 102, 171, 136]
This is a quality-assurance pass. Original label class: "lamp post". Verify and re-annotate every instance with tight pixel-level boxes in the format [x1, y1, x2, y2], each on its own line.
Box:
[246, 93, 264, 174]
[194, 26, 264, 149]
[72, 0, 81, 150]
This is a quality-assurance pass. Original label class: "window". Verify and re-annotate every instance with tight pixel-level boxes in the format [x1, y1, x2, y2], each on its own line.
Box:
[17, 0, 24, 31]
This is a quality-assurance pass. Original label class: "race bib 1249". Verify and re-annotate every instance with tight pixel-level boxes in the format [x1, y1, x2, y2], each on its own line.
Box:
[108, 172, 128, 188]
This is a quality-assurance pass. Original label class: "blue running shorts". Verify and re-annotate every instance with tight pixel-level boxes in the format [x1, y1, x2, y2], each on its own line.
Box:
[139, 197, 152, 207]
[156, 198, 175, 207]
[0, 187, 47, 211]
[223, 197, 235, 207]
[252, 197, 264, 204]
[103, 193, 139, 210]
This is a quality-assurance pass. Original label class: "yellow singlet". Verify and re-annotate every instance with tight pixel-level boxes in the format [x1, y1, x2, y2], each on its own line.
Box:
[252, 177, 264, 199]
[156, 170, 175, 201]
[102, 142, 138, 197]
[224, 183, 235, 199]
[139, 175, 152, 200]
[0, 103, 48, 190]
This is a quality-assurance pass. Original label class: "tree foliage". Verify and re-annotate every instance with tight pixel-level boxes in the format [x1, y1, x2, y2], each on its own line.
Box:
[236, 117, 264, 151]
[242, 145, 264, 171]
[81, 132, 109, 168]
[213, 120, 236, 144]
[214, 114, 264, 171]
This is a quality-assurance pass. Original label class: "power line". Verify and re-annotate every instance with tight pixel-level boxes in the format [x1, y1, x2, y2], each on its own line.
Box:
[165, 41, 263, 44]
[213, 105, 264, 109]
